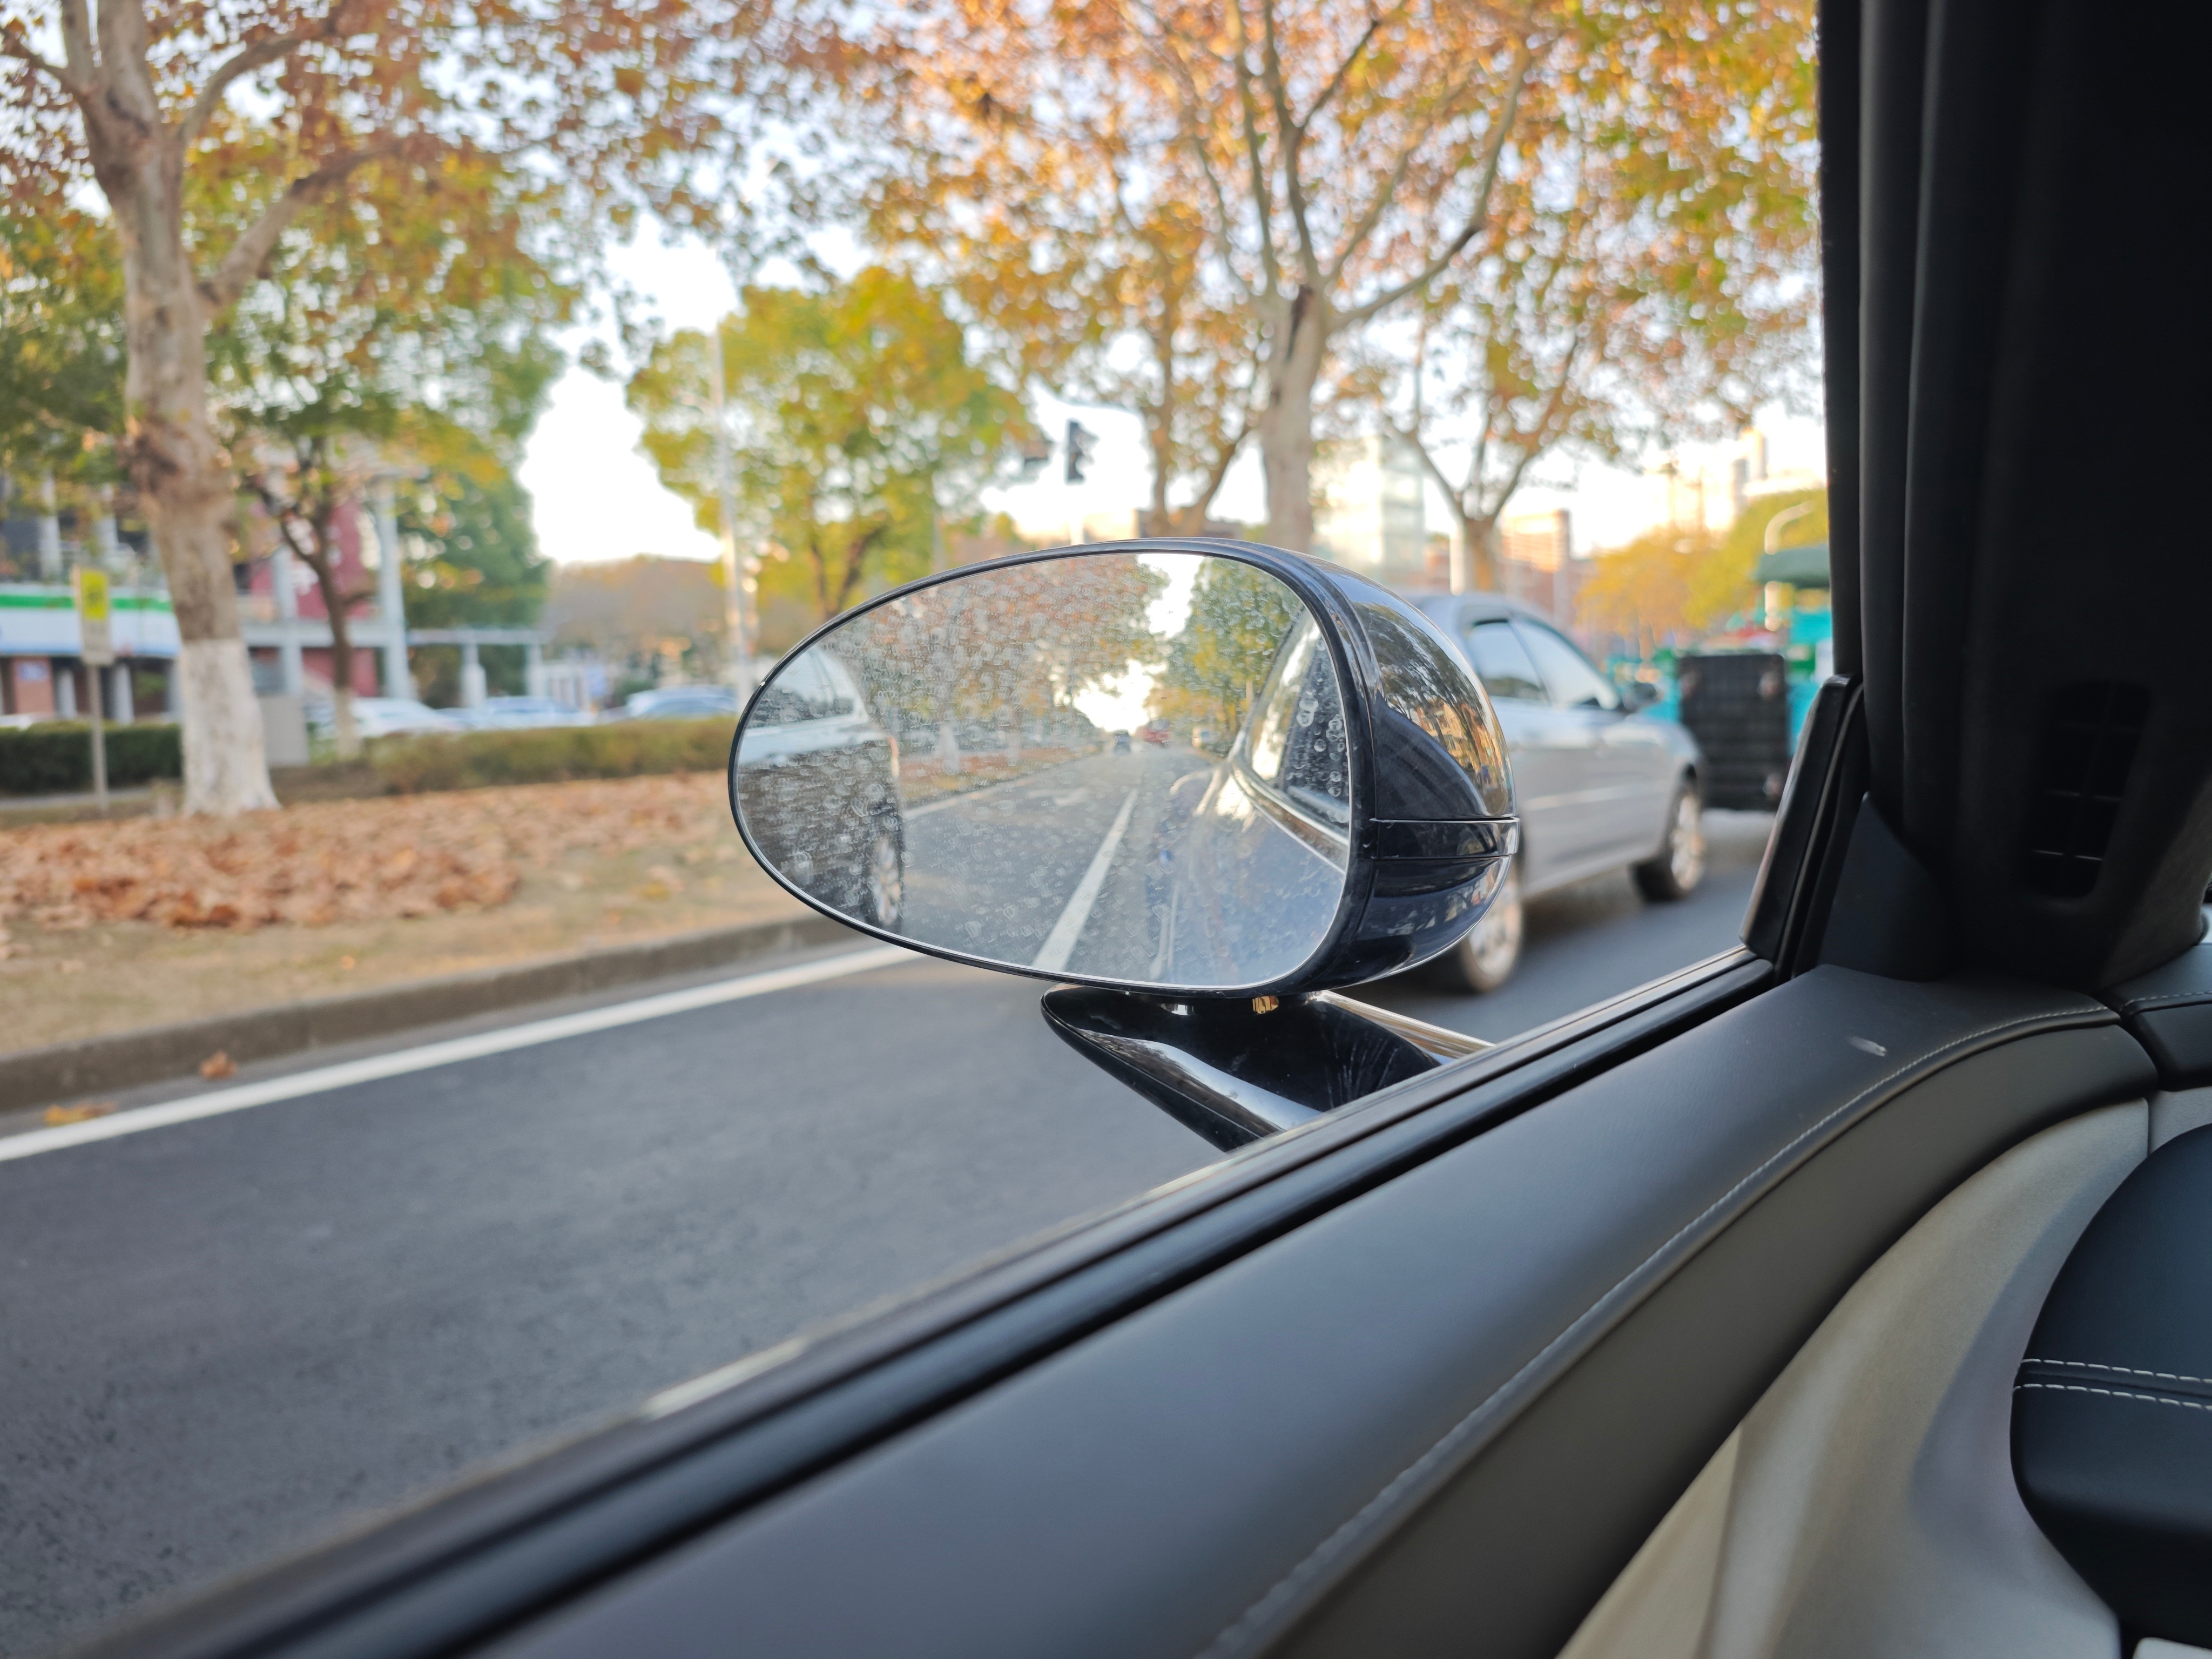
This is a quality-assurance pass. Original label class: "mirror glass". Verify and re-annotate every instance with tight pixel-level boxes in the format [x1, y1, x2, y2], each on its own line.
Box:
[733, 551, 1352, 990]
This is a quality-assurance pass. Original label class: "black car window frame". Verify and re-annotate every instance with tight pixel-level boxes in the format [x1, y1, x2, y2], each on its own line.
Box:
[1463, 618, 1548, 704]
[1514, 619, 1620, 712]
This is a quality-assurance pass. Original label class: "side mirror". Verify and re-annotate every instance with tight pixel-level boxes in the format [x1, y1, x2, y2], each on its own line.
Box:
[729, 541, 1519, 1144]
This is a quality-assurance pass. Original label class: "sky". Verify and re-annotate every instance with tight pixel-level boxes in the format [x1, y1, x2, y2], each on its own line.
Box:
[517, 226, 1826, 569]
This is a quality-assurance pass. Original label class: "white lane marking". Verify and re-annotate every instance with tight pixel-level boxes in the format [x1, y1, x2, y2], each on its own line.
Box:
[0, 943, 918, 1165]
[1032, 787, 1140, 975]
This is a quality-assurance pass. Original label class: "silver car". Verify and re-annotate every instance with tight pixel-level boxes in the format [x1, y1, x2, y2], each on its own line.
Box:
[1408, 592, 1706, 992]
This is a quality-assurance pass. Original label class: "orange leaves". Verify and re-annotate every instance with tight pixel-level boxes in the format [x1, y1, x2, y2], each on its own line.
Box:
[0, 773, 736, 934]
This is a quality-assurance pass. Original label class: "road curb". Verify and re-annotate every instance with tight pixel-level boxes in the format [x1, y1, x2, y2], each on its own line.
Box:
[0, 912, 858, 1111]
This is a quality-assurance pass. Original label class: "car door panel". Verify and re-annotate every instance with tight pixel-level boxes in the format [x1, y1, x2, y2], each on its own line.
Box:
[1456, 617, 1583, 886]
[1513, 620, 1671, 866]
[1554, 1102, 2141, 1659]
[84, 955, 1768, 1659]
[1600, 716, 1684, 858]
[453, 972, 2144, 1659]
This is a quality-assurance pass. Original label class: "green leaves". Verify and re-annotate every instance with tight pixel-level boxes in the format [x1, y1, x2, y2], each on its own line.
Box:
[0, 201, 127, 480]
[626, 268, 1029, 629]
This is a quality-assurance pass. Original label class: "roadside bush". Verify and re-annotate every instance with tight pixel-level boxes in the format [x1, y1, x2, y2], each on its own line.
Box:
[0, 722, 183, 794]
[369, 719, 734, 793]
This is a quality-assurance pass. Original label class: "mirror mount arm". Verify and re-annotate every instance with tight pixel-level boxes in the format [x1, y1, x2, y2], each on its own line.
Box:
[1040, 987, 1489, 1154]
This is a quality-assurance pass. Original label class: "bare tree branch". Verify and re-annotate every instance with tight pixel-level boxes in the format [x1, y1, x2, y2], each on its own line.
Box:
[0, 28, 87, 95]
[1294, 11, 1390, 141]
[180, 33, 311, 149]
[1223, 1, 1282, 297]
[56, 0, 94, 84]
[1392, 420, 1467, 525]
[198, 143, 400, 315]
[1256, 0, 1323, 289]
[1339, 38, 1534, 326]
[95, 0, 157, 125]
[1474, 325, 1597, 519]
[1323, 49, 1489, 286]
[1118, 3, 1260, 300]
[1186, 403, 1252, 520]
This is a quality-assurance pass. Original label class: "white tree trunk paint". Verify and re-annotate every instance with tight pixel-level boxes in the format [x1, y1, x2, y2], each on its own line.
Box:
[177, 639, 279, 814]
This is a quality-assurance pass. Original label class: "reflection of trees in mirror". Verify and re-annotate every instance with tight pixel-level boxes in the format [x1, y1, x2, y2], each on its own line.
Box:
[1245, 618, 1351, 828]
[1150, 558, 1303, 752]
[1356, 602, 1511, 810]
[828, 555, 1169, 801]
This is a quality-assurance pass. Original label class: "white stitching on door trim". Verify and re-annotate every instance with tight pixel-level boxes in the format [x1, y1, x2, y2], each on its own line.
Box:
[2022, 1358, 2212, 1387]
[2017, 1382, 2212, 1413]
[2116, 989, 2212, 1010]
[1197, 1006, 2088, 1659]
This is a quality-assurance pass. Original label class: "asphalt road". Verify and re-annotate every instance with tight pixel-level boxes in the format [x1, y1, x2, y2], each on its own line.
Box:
[0, 810, 1772, 1655]
[903, 744, 1209, 975]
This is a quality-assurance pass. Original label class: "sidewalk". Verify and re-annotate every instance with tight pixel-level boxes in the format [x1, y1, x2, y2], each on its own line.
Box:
[0, 908, 858, 1116]
[0, 772, 819, 1094]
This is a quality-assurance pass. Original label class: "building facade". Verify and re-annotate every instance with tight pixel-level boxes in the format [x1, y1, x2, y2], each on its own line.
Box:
[1311, 434, 1429, 584]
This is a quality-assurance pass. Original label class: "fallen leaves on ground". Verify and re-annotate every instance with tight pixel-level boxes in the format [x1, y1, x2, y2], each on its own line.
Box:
[199, 1050, 238, 1079]
[43, 1100, 117, 1125]
[0, 773, 737, 933]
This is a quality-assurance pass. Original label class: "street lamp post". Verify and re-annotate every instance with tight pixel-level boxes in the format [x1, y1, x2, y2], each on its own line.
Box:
[705, 336, 756, 698]
[373, 476, 412, 699]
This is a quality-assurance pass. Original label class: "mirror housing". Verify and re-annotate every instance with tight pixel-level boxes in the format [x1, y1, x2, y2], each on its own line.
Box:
[729, 540, 1517, 1000]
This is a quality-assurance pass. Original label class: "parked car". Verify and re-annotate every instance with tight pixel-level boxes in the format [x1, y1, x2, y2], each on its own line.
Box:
[303, 697, 464, 740]
[1404, 592, 1705, 992]
[612, 685, 742, 721]
[454, 695, 588, 730]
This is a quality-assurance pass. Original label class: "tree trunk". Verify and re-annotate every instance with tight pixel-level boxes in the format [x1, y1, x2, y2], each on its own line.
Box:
[1142, 320, 1175, 534]
[1464, 510, 1502, 592]
[93, 124, 276, 812]
[301, 527, 363, 760]
[1256, 289, 1328, 552]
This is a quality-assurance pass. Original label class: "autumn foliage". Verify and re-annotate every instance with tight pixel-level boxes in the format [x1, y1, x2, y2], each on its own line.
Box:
[0, 772, 732, 934]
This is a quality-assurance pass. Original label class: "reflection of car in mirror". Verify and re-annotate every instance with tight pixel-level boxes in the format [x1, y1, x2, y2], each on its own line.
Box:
[1408, 592, 1708, 993]
[730, 650, 903, 929]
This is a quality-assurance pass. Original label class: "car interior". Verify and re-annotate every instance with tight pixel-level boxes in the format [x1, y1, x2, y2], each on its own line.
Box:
[77, 0, 2208, 1654]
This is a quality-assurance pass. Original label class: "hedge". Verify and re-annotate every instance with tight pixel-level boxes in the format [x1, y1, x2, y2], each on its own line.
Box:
[0, 722, 184, 794]
[369, 718, 735, 793]
[0, 717, 734, 799]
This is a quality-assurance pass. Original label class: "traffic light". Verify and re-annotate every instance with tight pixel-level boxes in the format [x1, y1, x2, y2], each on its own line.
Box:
[1064, 419, 1097, 484]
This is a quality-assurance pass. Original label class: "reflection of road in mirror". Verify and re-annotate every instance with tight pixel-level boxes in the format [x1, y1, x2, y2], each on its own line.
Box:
[902, 746, 1209, 980]
[735, 550, 1357, 988]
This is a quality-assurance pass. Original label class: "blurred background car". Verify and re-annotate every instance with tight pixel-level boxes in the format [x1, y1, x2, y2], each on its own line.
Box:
[610, 685, 743, 722]
[304, 697, 466, 741]
[1407, 592, 1707, 994]
[450, 695, 589, 731]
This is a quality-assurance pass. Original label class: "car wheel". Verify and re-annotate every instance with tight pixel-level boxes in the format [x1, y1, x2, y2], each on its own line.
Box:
[863, 814, 905, 929]
[1634, 779, 1706, 901]
[1434, 858, 1523, 994]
